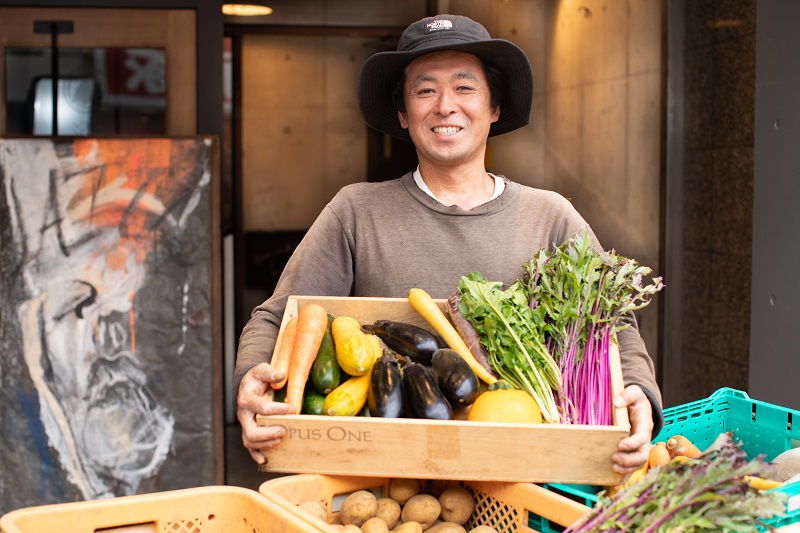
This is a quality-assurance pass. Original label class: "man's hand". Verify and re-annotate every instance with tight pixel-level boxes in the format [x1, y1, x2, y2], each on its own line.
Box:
[611, 384, 654, 475]
[236, 363, 296, 465]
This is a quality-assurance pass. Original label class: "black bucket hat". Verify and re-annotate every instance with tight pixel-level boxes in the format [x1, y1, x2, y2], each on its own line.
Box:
[358, 14, 534, 142]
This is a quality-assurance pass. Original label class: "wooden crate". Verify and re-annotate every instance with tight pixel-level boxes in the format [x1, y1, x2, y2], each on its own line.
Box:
[256, 296, 630, 486]
[258, 474, 591, 533]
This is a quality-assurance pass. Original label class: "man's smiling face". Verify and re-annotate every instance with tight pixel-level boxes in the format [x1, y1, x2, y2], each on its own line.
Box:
[398, 50, 500, 169]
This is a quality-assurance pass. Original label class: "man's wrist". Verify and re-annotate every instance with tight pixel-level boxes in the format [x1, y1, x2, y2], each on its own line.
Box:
[628, 383, 664, 439]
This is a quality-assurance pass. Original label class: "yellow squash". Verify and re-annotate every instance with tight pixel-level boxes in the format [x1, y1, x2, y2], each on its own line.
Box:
[331, 316, 381, 376]
[323, 370, 374, 416]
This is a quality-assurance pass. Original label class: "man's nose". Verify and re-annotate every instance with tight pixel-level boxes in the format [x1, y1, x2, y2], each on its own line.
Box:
[95, 311, 130, 354]
[434, 90, 458, 115]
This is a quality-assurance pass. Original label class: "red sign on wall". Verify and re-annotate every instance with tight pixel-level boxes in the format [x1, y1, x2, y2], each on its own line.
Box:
[104, 48, 166, 99]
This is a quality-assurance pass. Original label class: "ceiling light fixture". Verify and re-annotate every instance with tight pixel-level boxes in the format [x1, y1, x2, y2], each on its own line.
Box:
[222, 3, 273, 16]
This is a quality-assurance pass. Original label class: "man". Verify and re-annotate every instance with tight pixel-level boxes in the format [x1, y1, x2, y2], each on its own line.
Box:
[235, 14, 663, 475]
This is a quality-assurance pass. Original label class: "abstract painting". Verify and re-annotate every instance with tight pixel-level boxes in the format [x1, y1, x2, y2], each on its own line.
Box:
[0, 137, 218, 512]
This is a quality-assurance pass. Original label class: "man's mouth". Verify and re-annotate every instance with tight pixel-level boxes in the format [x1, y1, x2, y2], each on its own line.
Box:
[432, 126, 462, 135]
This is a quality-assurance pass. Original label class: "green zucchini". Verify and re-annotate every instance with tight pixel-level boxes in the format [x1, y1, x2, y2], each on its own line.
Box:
[302, 390, 326, 415]
[310, 314, 342, 395]
[274, 386, 287, 403]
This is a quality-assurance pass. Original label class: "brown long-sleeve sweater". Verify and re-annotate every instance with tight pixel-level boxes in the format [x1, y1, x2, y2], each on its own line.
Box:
[235, 172, 662, 427]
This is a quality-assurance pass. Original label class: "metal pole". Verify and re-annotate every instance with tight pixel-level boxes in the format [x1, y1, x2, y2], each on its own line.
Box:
[50, 22, 58, 135]
[33, 20, 74, 136]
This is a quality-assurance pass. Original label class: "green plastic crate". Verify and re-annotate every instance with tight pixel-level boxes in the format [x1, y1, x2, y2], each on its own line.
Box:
[529, 388, 800, 532]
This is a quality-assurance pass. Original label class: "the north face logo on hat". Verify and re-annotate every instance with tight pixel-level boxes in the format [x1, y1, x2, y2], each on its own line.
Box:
[426, 19, 454, 33]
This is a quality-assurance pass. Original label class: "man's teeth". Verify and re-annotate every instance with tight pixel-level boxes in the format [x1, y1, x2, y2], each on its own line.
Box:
[433, 127, 461, 135]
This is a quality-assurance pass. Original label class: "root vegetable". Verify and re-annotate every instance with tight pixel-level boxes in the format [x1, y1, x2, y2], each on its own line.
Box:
[438, 486, 474, 525]
[375, 497, 401, 529]
[393, 522, 423, 533]
[408, 288, 497, 386]
[285, 304, 329, 411]
[665, 434, 701, 458]
[270, 317, 296, 389]
[648, 442, 670, 468]
[297, 500, 328, 523]
[445, 292, 495, 378]
[389, 478, 419, 505]
[427, 522, 466, 533]
[362, 516, 390, 533]
[401, 494, 441, 530]
[744, 475, 784, 491]
[339, 490, 378, 527]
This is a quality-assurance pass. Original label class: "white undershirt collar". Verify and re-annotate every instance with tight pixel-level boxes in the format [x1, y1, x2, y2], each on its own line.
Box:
[413, 166, 504, 206]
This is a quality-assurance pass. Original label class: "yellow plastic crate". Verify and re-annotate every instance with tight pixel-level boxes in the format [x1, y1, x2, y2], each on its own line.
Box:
[259, 474, 590, 532]
[0, 485, 326, 533]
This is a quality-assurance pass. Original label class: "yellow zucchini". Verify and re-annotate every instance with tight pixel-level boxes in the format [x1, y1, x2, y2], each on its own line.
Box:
[408, 288, 497, 385]
[332, 316, 380, 376]
[324, 363, 375, 416]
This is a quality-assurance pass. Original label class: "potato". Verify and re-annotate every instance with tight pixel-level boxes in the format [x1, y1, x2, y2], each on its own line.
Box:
[393, 521, 423, 533]
[340, 490, 378, 527]
[389, 478, 420, 505]
[426, 522, 466, 533]
[400, 494, 441, 530]
[297, 500, 328, 523]
[340, 525, 362, 533]
[467, 527, 498, 533]
[362, 516, 390, 533]
[376, 497, 402, 529]
[438, 486, 474, 525]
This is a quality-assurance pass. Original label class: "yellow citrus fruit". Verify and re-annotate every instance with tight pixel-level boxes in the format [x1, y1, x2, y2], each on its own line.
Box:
[466, 388, 543, 423]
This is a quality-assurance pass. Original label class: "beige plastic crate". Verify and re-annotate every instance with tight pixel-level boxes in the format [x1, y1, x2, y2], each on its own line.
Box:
[256, 295, 630, 486]
[0, 485, 325, 533]
[259, 474, 591, 532]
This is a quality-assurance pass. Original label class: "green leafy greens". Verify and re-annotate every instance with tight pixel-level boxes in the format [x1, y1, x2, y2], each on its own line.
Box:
[458, 230, 664, 424]
[457, 273, 561, 422]
[565, 433, 788, 532]
[525, 230, 664, 424]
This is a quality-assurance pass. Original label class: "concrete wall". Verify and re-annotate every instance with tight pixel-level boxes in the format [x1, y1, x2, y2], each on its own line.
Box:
[540, 0, 664, 375]
[241, 34, 372, 231]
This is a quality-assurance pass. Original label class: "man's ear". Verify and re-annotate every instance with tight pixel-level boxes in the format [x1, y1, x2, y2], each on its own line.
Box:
[490, 105, 501, 123]
[398, 110, 409, 129]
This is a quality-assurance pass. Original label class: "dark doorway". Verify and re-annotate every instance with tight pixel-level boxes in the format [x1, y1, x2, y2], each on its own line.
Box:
[367, 126, 418, 182]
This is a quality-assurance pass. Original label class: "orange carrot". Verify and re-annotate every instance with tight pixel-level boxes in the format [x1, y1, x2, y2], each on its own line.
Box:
[666, 435, 702, 458]
[270, 317, 297, 390]
[649, 441, 671, 468]
[284, 304, 329, 412]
